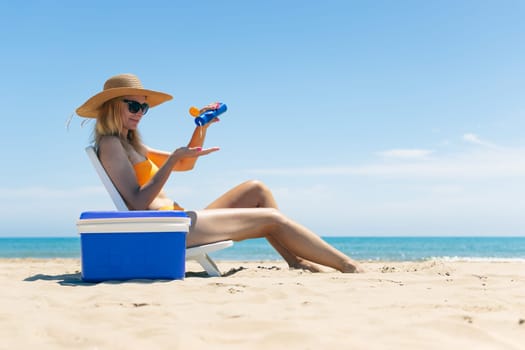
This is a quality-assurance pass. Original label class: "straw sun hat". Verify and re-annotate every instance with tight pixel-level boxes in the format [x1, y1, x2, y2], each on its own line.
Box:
[76, 73, 173, 118]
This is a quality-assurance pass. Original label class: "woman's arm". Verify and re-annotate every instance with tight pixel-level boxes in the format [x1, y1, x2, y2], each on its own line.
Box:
[98, 136, 216, 210]
[147, 121, 218, 171]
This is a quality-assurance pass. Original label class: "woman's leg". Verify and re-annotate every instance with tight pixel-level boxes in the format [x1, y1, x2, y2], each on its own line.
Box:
[198, 180, 361, 272]
[186, 208, 361, 273]
[205, 180, 322, 270]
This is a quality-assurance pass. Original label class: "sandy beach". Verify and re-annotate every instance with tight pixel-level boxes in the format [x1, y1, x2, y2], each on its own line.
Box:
[1, 259, 524, 349]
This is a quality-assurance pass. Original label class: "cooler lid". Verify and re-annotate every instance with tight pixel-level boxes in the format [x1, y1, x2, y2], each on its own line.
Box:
[77, 210, 191, 234]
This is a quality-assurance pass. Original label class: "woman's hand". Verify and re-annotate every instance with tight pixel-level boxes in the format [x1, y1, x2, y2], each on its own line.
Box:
[172, 146, 220, 159]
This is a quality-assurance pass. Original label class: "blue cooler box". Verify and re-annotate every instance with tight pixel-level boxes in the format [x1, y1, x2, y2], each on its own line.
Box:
[77, 211, 190, 282]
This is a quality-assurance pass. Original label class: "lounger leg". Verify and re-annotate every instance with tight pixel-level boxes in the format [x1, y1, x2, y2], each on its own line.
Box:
[195, 254, 222, 277]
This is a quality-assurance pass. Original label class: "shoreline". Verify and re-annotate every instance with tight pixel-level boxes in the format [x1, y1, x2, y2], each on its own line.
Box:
[1, 258, 524, 349]
[2, 235, 525, 262]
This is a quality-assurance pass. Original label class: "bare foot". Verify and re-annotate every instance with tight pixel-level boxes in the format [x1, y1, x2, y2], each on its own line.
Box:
[341, 260, 364, 273]
[289, 258, 324, 272]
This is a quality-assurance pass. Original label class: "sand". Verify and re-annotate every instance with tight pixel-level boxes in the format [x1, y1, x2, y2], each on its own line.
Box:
[0, 258, 524, 349]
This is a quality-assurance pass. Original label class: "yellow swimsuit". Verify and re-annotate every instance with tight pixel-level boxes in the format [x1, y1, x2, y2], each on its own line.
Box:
[133, 158, 185, 211]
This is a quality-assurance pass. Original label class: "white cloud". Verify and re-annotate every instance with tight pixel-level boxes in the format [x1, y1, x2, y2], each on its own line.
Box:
[0, 186, 105, 198]
[247, 147, 525, 179]
[463, 133, 501, 149]
[0, 185, 115, 236]
[376, 149, 433, 160]
[463, 133, 482, 144]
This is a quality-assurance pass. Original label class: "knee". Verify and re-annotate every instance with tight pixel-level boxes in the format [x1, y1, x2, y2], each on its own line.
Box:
[244, 179, 273, 200]
[265, 208, 288, 228]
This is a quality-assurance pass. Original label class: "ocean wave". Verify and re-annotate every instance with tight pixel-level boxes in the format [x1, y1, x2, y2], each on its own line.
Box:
[431, 256, 525, 263]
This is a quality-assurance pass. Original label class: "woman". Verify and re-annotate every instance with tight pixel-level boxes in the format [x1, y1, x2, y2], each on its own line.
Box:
[76, 73, 362, 273]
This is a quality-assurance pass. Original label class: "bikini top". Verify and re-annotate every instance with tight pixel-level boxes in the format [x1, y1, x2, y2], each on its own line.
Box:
[132, 158, 158, 186]
[132, 158, 185, 211]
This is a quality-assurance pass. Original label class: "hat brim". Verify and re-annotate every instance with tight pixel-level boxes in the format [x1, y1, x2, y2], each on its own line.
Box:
[76, 87, 173, 118]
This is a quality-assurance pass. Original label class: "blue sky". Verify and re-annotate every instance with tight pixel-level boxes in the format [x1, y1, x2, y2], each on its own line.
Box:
[1, 0, 524, 236]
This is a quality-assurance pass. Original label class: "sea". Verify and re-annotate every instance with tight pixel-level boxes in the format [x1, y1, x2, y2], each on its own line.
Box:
[1, 236, 524, 262]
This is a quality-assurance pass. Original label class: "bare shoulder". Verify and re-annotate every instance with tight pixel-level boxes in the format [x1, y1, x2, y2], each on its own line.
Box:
[98, 136, 127, 163]
[98, 135, 121, 149]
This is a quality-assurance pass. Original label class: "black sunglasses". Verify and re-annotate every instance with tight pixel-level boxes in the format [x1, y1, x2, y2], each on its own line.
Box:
[122, 99, 149, 115]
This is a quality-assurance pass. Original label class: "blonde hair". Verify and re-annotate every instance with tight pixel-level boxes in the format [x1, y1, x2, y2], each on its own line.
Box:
[94, 97, 146, 155]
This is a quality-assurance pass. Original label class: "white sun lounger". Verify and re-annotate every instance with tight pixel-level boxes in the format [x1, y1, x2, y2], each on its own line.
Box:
[85, 145, 233, 277]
